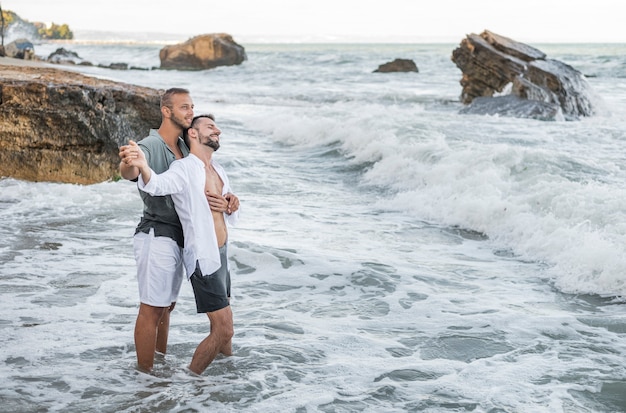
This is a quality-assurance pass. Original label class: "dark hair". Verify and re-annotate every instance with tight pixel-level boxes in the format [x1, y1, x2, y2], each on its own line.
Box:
[160, 87, 190, 109]
[182, 113, 216, 148]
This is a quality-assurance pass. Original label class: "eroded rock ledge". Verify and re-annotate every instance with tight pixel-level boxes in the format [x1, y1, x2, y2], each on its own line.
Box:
[0, 61, 161, 184]
[451, 30, 597, 120]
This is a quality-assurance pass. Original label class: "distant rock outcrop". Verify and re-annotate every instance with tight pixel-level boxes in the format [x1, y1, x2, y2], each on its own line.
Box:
[374, 58, 418, 73]
[159, 33, 247, 71]
[5, 38, 35, 60]
[46, 48, 139, 70]
[451, 30, 597, 120]
[47, 48, 91, 65]
[0, 63, 161, 184]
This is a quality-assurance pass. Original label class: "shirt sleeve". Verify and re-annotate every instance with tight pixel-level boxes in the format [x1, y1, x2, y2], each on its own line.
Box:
[138, 161, 187, 196]
[215, 163, 240, 226]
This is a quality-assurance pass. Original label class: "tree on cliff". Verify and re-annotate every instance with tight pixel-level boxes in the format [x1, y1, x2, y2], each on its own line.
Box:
[0, 2, 5, 54]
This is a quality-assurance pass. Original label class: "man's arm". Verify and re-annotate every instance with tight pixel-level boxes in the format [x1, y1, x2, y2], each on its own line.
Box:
[124, 141, 153, 183]
[125, 141, 187, 196]
[119, 144, 141, 180]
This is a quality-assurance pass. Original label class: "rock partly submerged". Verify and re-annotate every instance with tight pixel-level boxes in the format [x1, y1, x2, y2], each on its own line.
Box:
[0, 57, 161, 184]
[159, 33, 247, 71]
[374, 58, 418, 73]
[452, 30, 598, 121]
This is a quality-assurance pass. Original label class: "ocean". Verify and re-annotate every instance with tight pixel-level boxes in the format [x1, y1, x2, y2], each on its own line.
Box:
[1, 32, 626, 412]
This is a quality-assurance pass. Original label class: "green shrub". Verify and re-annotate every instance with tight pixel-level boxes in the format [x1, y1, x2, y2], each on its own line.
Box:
[1, 10, 73, 40]
[38, 23, 73, 40]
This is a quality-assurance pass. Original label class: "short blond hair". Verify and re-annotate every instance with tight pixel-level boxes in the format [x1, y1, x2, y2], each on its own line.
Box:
[160, 87, 190, 109]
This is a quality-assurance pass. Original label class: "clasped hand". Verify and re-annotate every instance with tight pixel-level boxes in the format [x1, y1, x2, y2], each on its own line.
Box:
[207, 192, 240, 215]
[119, 140, 145, 167]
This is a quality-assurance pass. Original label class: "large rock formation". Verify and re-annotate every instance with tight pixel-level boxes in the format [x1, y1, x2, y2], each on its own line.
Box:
[451, 30, 597, 120]
[159, 33, 246, 71]
[0, 61, 161, 184]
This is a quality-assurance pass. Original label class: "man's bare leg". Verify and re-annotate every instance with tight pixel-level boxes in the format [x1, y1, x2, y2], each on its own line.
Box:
[155, 302, 176, 354]
[189, 305, 234, 374]
[134, 303, 169, 372]
[220, 338, 233, 356]
[219, 299, 232, 356]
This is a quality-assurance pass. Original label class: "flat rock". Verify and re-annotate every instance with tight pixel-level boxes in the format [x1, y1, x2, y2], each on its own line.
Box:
[0, 59, 161, 184]
[374, 58, 418, 73]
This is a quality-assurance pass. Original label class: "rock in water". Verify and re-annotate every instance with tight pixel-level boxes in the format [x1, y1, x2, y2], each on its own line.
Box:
[159, 33, 247, 71]
[0, 63, 161, 184]
[460, 95, 562, 121]
[451, 30, 597, 120]
[374, 58, 418, 73]
[47, 48, 91, 65]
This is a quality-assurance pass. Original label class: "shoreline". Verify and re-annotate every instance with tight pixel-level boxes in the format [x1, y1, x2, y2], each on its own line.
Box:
[0, 56, 54, 68]
[0, 57, 148, 87]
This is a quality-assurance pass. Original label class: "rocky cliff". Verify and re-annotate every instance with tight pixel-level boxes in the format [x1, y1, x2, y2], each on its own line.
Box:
[0, 60, 161, 184]
[451, 30, 597, 120]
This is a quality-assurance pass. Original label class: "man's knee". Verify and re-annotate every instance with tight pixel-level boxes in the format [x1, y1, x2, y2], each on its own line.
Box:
[222, 323, 234, 342]
[138, 303, 169, 324]
[209, 307, 234, 342]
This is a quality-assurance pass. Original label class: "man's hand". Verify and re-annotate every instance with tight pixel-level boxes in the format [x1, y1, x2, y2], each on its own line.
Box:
[119, 140, 145, 166]
[207, 192, 239, 215]
[121, 140, 147, 168]
[224, 193, 240, 215]
[118, 140, 146, 180]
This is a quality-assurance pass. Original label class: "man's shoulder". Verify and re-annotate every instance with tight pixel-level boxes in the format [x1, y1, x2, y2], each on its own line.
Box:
[138, 130, 164, 149]
[176, 154, 204, 168]
[169, 153, 200, 171]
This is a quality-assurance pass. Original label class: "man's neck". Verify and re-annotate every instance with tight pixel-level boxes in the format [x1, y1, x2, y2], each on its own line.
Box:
[191, 146, 214, 167]
[157, 124, 182, 146]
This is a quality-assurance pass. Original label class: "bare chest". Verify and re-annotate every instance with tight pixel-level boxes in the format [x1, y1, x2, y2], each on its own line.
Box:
[205, 166, 224, 195]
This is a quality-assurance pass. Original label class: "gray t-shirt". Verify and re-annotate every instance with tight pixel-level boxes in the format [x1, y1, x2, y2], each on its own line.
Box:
[134, 129, 190, 247]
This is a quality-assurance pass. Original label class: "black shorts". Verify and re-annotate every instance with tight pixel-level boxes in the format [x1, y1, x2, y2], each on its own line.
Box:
[189, 245, 231, 313]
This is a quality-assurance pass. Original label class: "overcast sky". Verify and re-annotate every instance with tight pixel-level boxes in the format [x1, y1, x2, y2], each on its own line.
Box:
[2, 0, 624, 43]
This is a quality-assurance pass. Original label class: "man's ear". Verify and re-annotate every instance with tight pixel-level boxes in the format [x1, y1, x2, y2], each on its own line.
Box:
[187, 127, 198, 140]
[161, 106, 171, 118]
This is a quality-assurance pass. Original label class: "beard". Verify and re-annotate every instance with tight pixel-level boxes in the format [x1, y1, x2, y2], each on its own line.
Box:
[203, 139, 220, 151]
[171, 112, 191, 131]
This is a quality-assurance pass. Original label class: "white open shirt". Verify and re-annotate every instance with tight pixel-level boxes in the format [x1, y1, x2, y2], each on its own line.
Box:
[138, 154, 239, 279]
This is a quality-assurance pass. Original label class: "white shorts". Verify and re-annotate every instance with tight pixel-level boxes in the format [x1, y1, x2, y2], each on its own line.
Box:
[133, 229, 184, 307]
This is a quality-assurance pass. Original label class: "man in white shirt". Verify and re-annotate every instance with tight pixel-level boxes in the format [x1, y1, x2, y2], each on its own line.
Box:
[123, 114, 240, 374]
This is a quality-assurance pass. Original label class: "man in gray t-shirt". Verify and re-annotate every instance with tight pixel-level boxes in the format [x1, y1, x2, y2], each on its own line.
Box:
[135, 129, 189, 246]
[119, 87, 193, 372]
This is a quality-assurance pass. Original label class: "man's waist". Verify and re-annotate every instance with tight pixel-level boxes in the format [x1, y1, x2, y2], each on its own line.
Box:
[135, 219, 184, 247]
